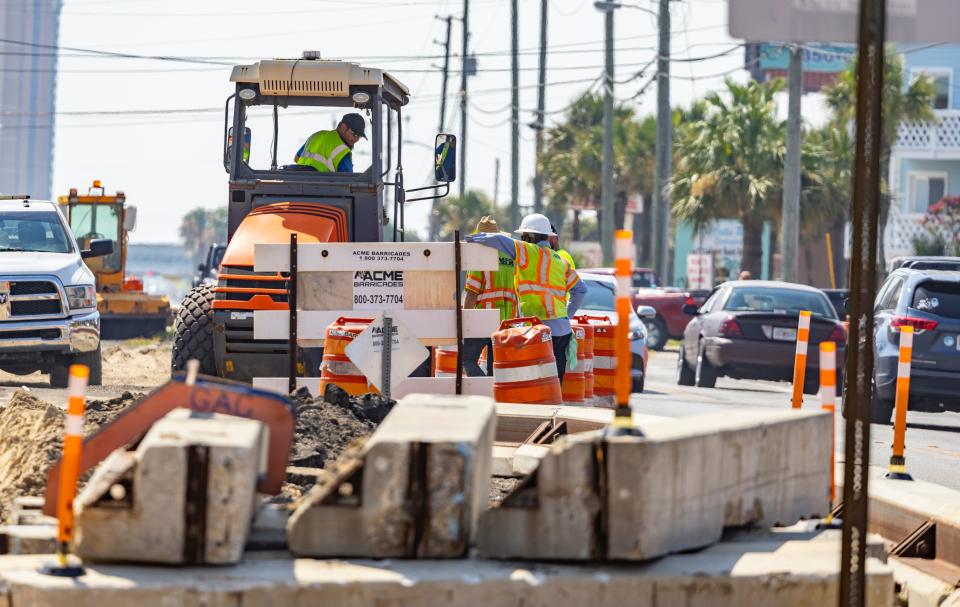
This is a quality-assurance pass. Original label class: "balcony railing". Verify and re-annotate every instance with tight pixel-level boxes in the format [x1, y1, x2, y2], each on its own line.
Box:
[895, 110, 960, 154]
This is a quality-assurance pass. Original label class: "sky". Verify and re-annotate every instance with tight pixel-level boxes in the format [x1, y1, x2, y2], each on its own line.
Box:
[43, 0, 823, 243]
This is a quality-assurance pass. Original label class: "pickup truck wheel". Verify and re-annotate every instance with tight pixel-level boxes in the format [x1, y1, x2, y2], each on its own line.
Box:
[50, 345, 102, 388]
[676, 346, 695, 386]
[644, 316, 668, 351]
[172, 284, 216, 375]
[631, 372, 645, 394]
[694, 339, 717, 388]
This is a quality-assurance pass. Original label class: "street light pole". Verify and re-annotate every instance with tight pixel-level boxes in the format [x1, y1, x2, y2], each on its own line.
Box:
[597, 1, 616, 265]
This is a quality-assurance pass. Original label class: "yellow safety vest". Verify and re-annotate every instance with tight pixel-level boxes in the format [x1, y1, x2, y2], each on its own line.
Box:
[515, 241, 577, 321]
[465, 253, 519, 321]
[296, 130, 351, 173]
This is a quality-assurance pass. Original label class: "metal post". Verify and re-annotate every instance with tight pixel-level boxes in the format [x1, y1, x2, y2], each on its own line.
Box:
[840, 1, 886, 605]
[781, 44, 803, 283]
[533, 0, 548, 214]
[652, 0, 671, 281]
[381, 313, 393, 400]
[600, 2, 615, 265]
[287, 233, 298, 394]
[510, 0, 520, 229]
[494, 157, 501, 207]
[454, 230, 464, 395]
[459, 0, 470, 198]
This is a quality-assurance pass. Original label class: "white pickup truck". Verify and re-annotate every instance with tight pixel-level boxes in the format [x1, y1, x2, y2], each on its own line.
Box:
[0, 196, 112, 387]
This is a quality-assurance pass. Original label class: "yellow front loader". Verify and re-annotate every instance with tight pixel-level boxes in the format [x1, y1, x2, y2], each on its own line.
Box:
[58, 181, 170, 339]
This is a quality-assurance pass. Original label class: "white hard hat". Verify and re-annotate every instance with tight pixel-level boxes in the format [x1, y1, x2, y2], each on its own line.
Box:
[515, 213, 552, 235]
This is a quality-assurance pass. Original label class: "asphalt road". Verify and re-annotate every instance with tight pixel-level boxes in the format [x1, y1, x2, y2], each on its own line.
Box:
[633, 347, 960, 490]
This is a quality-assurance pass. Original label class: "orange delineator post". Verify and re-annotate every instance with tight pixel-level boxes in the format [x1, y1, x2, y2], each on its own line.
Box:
[611, 230, 637, 432]
[819, 342, 837, 505]
[887, 325, 914, 480]
[790, 310, 812, 409]
[57, 364, 89, 566]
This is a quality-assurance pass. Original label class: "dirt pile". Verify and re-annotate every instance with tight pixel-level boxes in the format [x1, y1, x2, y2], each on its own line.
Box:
[101, 342, 171, 387]
[287, 385, 395, 470]
[0, 390, 140, 523]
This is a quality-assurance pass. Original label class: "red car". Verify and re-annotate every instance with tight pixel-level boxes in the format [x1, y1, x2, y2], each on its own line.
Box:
[580, 267, 705, 350]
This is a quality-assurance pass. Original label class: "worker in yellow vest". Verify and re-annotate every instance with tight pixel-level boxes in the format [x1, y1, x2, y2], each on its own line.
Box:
[463, 216, 519, 376]
[294, 113, 366, 173]
[466, 213, 585, 381]
[549, 222, 576, 270]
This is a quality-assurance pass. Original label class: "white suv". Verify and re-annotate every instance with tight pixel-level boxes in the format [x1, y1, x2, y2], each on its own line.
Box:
[0, 196, 111, 387]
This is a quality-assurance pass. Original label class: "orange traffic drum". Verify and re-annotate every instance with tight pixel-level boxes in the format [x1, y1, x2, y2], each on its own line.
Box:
[574, 315, 614, 398]
[318, 317, 377, 396]
[561, 324, 594, 404]
[492, 317, 562, 405]
[435, 345, 458, 377]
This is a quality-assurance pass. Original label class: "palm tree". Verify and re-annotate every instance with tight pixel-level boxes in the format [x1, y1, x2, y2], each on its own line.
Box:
[432, 190, 505, 240]
[179, 207, 227, 265]
[670, 78, 786, 277]
[823, 51, 935, 266]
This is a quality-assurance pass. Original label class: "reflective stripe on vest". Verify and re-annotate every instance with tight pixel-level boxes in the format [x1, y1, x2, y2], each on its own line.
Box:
[297, 131, 351, 173]
[467, 253, 518, 321]
[515, 241, 570, 321]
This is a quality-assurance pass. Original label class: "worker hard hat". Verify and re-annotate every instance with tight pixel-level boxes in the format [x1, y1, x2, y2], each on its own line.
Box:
[515, 213, 552, 235]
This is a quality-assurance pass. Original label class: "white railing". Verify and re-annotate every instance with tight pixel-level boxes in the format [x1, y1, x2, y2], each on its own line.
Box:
[895, 110, 960, 153]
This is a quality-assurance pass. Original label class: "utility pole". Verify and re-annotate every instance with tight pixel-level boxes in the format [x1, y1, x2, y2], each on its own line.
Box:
[652, 0, 671, 282]
[432, 15, 454, 241]
[598, 1, 616, 265]
[781, 45, 802, 283]
[494, 158, 501, 207]
[532, 0, 548, 214]
[510, 0, 520, 228]
[459, 0, 470, 198]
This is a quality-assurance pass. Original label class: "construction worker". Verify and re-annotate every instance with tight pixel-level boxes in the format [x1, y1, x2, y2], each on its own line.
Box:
[549, 223, 576, 270]
[294, 113, 366, 173]
[463, 216, 518, 376]
[466, 213, 586, 382]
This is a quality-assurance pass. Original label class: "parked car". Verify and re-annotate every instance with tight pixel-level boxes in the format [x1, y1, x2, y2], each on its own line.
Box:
[193, 243, 227, 287]
[0, 196, 112, 386]
[579, 267, 706, 351]
[677, 280, 846, 392]
[576, 272, 655, 393]
[888, 256, 960, 272]
[871, 268, 960, 423]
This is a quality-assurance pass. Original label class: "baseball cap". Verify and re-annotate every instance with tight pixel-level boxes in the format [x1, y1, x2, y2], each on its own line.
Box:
[340, 113, 367, 139]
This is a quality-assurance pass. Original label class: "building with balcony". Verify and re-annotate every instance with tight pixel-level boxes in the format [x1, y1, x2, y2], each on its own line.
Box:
[886, 44, 960, 259]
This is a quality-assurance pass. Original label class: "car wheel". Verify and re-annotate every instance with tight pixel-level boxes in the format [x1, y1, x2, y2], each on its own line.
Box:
[632, 372, 645, 394]
[694, 339, 717, 388]
[803, 374, 820, 396]
[676, 346, 695, 386]
[644, 316, 668, 351]
[49, 345, 102, 388]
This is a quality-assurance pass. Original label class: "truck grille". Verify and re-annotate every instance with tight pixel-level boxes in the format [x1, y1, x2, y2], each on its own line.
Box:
[2, 279, 65, 320]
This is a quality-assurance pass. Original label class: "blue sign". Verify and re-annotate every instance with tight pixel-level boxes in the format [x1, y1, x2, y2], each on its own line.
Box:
[756, 43, 855, 73]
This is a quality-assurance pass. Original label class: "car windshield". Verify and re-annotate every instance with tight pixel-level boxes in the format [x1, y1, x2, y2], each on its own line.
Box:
[580, 279, 615, 311]
[723, 286, 836, 319]
[633, 270, 658, 288]
[0, 211, 72, 253]
[911, 281, 960, 319]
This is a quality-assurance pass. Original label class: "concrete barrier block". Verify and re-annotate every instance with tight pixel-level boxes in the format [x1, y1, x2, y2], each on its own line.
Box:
[288, 393, 496, 558]
[75, 409, 266, 565]
[480, 409, 832, 561]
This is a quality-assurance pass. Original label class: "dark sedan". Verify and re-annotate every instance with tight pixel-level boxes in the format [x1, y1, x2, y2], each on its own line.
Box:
[677, 281, 847, 393]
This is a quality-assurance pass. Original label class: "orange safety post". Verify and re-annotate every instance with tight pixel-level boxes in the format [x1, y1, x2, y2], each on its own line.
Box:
[790, 310, 812, 409]
[44, 364, 89, 577]
[886, 325, 914, 481]
[819, 342, 838, 506]
[610, 230, 641, 435]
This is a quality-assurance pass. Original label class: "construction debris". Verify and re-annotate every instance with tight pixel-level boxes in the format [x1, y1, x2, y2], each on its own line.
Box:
[0, 390, 140, 523]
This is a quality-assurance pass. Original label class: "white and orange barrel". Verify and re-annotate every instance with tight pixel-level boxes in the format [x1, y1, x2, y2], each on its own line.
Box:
[574, 322, 595, 399]
[319, 317, 377, 395]
[575, 314, 615, 397]
[492, 317, 562, 405]
[561, 324, 588, 404]
[435, 345, 458, 377]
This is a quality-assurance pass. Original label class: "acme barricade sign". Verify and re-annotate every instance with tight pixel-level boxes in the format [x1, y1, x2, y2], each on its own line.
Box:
[251, 241, 501, 399]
